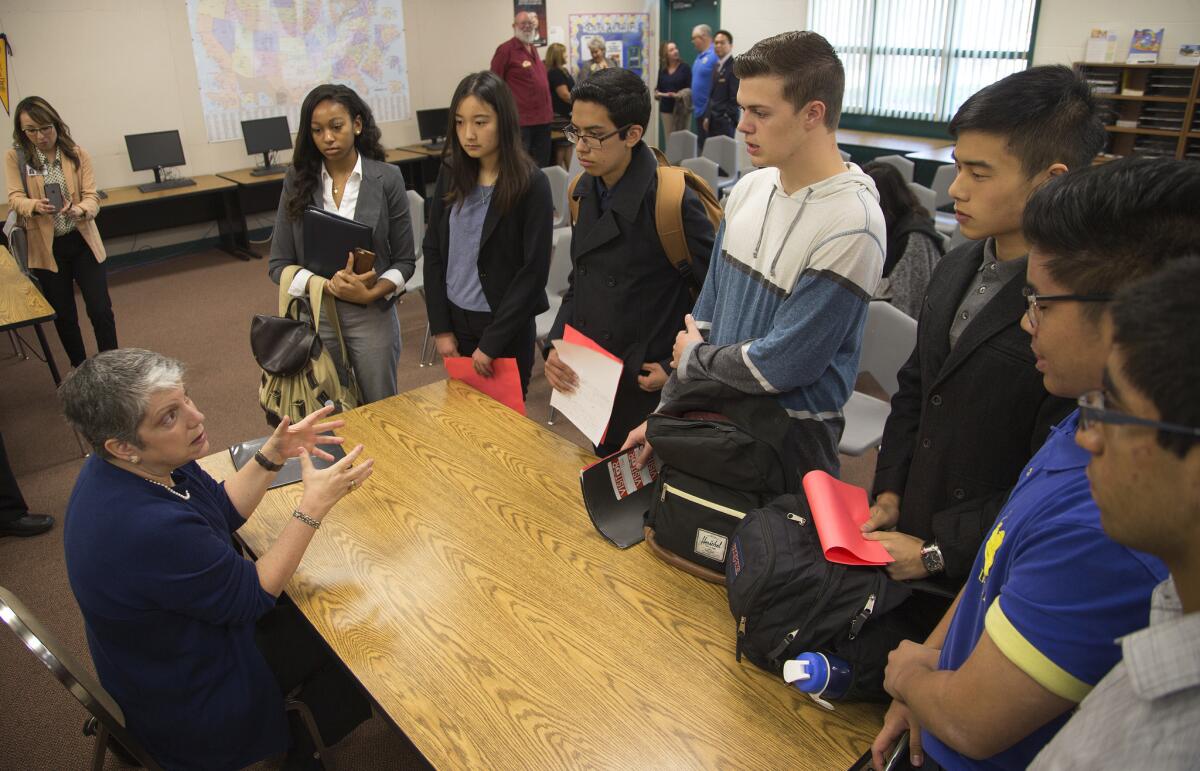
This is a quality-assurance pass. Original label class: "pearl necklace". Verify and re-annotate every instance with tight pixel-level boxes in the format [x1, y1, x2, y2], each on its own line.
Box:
[145, 476, 191, 501]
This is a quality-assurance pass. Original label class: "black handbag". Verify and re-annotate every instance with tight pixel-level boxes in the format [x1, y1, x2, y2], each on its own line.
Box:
[251, 297, 323, 376]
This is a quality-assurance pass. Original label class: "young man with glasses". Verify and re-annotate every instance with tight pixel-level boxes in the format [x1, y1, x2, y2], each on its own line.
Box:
[871, 156, 1197, 771]
[1030, 258, 1200, 770]
[543, 67, 715, 456]
[622, 31, 884, 480]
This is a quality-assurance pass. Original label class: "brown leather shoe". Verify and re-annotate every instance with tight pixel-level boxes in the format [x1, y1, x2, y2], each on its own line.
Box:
[0, 514, 54, 537]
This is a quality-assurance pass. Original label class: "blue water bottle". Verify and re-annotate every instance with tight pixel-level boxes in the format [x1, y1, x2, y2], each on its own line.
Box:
[783, 651, 852, 710]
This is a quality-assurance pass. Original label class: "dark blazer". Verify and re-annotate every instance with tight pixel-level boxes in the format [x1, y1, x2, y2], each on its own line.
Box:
[268, 156, 416, 308]
[872, 240, 1074, 589]
[422, 164, 553, 358]
[547, 142, 715, 444]
[704, 56, 740, 124]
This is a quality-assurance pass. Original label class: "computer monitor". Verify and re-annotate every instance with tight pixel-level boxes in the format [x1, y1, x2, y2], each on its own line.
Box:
[241, 116, 292, 176]
[124, 130, 194, 193]
[416, 108, 449, 148]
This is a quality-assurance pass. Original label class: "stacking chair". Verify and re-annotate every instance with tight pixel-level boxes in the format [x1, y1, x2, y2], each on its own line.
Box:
[930, 163, 958, 236]
[736, 139, 754, 178]
[537, 230, 574, 425]
[680, 157, 721, 200]
[839, 148, 852, 163]
[0, 585, 163, 771]
[907, 183, 937, 217]
[542, 165, 571, 230]
[872, 154, 914, 182]
[839, 301, 918, 455]
[568, 151, 584, 186]
[700, 135, 738, 196]
[665, 130, 699, 166]
[400, 190, 437, 368]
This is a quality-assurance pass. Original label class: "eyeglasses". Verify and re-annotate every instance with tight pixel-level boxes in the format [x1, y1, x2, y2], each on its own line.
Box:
[1077, 389, 1200, 437]
[564, 124, 632, 151]
[1022, 287, 1113, 331]
[22, 125, 55, 137]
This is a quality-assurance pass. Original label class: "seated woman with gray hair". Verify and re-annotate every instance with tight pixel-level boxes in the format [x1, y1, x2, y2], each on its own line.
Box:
[60, 348, 373, 771]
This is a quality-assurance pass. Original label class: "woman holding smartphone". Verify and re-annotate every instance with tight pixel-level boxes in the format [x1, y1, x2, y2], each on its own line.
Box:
[269, 84, 415, 405]
[423, 71, 553, 396]
[5, 96, 117, 368]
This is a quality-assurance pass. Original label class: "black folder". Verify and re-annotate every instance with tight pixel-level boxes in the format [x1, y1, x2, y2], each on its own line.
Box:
[301, 205, 372, 278]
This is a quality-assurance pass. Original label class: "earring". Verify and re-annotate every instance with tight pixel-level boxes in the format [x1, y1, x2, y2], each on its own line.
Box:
[130, 455, 140, 464]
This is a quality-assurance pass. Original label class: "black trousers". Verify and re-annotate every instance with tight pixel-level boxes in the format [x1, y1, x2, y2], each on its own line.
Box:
[255, 601, 372, 752]
[0, 433, 29, 523]
[708, 114, 737, 140]
[448, 302, 536, 398]
[31, 229, 118, 367]
[520, 124, 552, 168]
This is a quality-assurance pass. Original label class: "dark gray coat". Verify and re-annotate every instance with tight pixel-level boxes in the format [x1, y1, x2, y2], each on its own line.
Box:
[872, 240, 1074, 589]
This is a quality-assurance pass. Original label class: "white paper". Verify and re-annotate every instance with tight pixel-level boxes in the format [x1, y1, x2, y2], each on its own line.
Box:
[548, 26, 566, 46]
[550, 339, 623, 447]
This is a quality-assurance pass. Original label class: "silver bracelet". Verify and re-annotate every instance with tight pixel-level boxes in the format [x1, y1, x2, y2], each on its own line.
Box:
[292, 509, 321, 530]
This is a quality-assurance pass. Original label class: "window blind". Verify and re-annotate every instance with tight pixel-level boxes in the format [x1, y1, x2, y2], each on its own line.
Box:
[808, 0, 1036, 122]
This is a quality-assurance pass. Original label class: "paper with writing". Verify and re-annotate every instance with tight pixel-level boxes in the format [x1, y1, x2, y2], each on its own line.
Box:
[550, 327, 622, 446]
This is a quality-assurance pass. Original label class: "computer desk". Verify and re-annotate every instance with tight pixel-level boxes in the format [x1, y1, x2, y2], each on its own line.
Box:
[98, 175, 256, 260]
[0, 246, 62, 386]
[200, 380, 885, 769]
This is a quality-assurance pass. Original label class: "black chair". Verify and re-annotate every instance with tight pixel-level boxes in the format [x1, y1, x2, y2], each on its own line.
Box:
[0, 585, 163, 770]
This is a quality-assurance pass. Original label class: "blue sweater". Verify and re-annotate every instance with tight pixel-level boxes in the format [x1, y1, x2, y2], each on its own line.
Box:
[64, 456, 287, 771]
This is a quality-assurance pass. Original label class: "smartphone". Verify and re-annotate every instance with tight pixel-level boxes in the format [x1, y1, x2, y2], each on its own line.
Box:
[44, 182, 66, 211]
[352, 247, 376, 275]
[884, 731, 910, 771]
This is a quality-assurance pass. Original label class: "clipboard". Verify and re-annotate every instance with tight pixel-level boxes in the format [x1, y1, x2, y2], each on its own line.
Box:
[302, 205, 373, 278]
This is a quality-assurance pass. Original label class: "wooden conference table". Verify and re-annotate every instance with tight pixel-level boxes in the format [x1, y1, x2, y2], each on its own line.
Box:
[0, 245, 62, 385]
[203, 381, 883, 769]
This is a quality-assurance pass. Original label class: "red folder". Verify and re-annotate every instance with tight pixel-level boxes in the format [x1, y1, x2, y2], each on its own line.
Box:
[802, 470, 894, 566]
[444, 357, 526, 415]
[564, 324, 622, 363]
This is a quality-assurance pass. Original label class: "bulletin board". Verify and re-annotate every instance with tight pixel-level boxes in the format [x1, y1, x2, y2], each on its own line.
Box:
[568, 13, 651, 79]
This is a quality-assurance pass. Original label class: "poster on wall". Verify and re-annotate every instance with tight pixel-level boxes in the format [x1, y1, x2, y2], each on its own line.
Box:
[514, 1, 548, 47]
[568, 13, 651, 79]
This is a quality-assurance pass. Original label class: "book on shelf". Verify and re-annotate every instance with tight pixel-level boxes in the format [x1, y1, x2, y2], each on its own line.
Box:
[1179, 44, 1200, 66]
[1085, 29, 1118, 63]
[1127, 28, 1164, 64]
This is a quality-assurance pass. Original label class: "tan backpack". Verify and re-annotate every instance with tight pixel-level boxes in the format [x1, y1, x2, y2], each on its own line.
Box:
[253, 265, 360, 425]
[567, 146, 723, 298]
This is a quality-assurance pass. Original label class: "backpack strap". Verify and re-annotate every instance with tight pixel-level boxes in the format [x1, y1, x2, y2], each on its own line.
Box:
[654, 166, 694, 279]
[14, 147, 30, 197]
[567, 172, 582, 226]
[278, 264, 357, 391]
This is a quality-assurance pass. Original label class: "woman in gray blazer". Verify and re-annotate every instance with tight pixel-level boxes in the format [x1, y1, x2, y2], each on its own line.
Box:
[269, 84, 416, 404]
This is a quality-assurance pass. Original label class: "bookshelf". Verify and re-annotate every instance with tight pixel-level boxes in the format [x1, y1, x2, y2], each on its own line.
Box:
[1076, 62, 1200, 161]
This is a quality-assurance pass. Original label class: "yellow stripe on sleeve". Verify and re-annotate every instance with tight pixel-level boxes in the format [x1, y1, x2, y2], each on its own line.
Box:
[984, 600, 1092, 703]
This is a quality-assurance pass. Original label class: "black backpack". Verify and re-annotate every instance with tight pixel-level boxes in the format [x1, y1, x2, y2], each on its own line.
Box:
[726, 493, 912, 701]
[644, 382, 797, 582]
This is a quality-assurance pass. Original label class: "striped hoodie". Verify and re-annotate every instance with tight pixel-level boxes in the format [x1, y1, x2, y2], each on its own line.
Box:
[666, 163, 884, 472]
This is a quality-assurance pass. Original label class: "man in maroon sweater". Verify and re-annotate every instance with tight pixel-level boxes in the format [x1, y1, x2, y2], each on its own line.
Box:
[491, 11, 553, 166]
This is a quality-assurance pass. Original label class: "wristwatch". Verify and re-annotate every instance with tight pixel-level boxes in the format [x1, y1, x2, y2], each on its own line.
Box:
[253, 450, 284, 473]
[920, 540, 945, 575]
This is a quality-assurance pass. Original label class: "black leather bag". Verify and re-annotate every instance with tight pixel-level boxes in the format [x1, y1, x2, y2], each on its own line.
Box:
[250, 298, 324, 376]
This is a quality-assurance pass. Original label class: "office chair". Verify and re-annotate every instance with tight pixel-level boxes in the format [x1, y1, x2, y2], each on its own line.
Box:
[665, 130, 699, 166]
[872, 154, 915, 182]
[839, 301, 918, 455]
[0, 585, 163, 771]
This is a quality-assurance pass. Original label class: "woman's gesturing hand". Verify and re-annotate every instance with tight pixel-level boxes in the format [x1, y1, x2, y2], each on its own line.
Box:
[261, 404, 346, 464]
[297, 444, 374, 521]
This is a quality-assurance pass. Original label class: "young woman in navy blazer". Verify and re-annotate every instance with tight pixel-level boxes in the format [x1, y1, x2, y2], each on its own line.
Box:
[269, 84, 416, 404]
[423, 71, 553, 396]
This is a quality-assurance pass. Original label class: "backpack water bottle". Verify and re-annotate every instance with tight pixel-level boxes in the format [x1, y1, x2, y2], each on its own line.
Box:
[783, 651, 852, 710]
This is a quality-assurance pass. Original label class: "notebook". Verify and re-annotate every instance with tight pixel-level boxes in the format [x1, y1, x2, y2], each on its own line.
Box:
[301, 205, 373, 278]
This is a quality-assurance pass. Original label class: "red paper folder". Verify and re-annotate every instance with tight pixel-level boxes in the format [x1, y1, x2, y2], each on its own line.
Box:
[802, 470, 894, 566]
[561, 324, 621, 442]
[444, 357, 526, 415]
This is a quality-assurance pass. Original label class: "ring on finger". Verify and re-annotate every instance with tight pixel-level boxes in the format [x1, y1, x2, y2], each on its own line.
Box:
[348, 479, 357, 491]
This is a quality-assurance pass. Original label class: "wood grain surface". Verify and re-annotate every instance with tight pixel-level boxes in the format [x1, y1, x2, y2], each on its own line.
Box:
[216, 167, 287, 185]
[0, 246, 55, 329]
[837, 129, 952, 155]
[99, 174, 237, 208]
[387, 148, 433, 163]
[203, 381, 884, 770]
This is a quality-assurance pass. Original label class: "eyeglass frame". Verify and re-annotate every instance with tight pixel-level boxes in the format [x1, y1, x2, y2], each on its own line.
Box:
[563, 123, 634, 151]
[1021, 286, 1113, 330]
[21, 124, 56, 137]
[1077, 389, 1200, 438]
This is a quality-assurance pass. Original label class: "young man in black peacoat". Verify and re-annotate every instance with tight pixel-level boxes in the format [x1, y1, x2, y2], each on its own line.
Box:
[862, 66, 1106, 633]
[544, 68, 716, 456]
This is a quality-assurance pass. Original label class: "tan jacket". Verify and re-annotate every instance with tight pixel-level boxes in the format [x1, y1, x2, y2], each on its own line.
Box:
[5, 145, 106, 271]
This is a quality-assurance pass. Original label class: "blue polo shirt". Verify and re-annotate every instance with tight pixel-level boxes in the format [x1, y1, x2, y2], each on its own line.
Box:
[923, 410, 1166, 771]
[691, 45, 718, 118]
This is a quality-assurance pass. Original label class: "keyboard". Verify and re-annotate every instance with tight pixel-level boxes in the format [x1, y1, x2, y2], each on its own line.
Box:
[138, 178, 197, 194]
